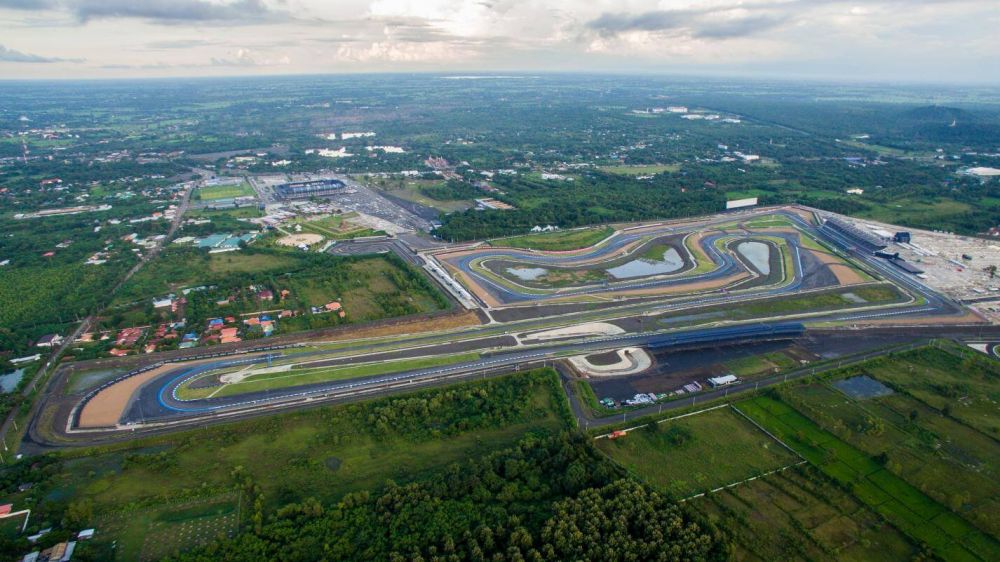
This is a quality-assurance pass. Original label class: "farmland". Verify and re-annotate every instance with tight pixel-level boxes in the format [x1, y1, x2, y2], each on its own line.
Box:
[596, 405, 800, 498]
[737, 343, 1000, 562]
[691, 464, 920, 561]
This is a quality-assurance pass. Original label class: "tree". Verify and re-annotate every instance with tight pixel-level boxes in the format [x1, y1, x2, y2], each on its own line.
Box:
[64, 498, 94, 528]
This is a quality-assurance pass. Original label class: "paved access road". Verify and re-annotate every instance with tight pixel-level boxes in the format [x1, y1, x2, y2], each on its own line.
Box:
[30, 206, 975, 448]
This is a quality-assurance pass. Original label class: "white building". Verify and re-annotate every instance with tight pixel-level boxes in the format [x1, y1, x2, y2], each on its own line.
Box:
[707, 375, 738, 388]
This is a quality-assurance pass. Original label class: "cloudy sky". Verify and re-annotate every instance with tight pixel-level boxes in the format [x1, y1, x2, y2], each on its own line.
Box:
[0, 0, 997, 82]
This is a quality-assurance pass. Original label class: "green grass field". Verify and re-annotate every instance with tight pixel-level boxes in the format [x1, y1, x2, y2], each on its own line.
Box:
[867, 346, 1000, 436]
[381, 180, 473, 213]
[740, 215, 795, 229]
[859, 198, 974, 227]
[656, 284, 903, 327]
[178, 352, 481, 399]
[196, 181, 255, 200]
[596, 406, 800, 498]
[0, 511, 27, 539]
[293, 212, 385, 240]
[496, 226, 615, 251]
[206, 252, 297, 275]
[93, 495, 239, 561]
[738, 391, 1000, 562]
[724, 351, 799, 377]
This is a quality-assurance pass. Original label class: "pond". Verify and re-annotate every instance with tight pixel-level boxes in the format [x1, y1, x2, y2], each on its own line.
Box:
[737, 241, 771, 275]
[833, 375, 894, 400]
[0, 369, 24, 394]
[506, 266, 549, 281]
[606, 247, 685, 280]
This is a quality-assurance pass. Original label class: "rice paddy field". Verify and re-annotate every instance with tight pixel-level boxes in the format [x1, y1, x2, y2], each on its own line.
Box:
[736, 343, 1000, 562]
[690, 464, 920, 561]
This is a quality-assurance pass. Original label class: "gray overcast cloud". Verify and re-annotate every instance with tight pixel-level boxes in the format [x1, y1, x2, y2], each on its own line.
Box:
[0, 0, 996, 82]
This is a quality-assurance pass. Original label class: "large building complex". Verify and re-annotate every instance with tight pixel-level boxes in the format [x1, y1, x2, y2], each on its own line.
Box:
[275, 178, 346, 200]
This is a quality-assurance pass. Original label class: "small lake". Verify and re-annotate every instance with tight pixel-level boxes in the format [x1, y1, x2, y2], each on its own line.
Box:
[834, 375, 894, 400]
[0, 369, 25, 394]
[737, 241, 771, 275]
[506, 267, 549, 281]
[606, 247, 685, 280]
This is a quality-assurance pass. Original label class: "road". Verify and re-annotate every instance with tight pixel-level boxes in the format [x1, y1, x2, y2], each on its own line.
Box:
[19, 205, 989, 449]
[26, 323, 1000, 451]
[563, 339, 928, 429]
[3, 180, 194, 455]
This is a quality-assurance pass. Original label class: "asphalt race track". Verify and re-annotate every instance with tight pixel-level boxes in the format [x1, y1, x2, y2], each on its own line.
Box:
[32, 206, 979, 447]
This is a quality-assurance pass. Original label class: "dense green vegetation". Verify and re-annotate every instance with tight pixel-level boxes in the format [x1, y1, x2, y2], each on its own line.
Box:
[420, 179, 482, 201]
[174, 440, 726, 562]
[436, 173, 728, 241]
[496, 226, 615, 251]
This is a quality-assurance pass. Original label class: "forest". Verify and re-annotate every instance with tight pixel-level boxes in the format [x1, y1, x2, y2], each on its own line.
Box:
[171, 434, 728, 562]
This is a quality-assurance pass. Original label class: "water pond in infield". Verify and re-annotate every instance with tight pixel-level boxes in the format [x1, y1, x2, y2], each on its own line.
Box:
[606, 247, 684, 280]
[737, 241, 771, 275]
[506, 267, 549, 281]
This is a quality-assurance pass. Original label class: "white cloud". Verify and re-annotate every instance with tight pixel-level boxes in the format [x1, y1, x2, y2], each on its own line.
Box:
[0, 0, 996, 81]
[0, 43, 81, 62]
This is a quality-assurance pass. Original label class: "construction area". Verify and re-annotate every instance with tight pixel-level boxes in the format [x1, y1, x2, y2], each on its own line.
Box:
[836, 215, 1000, 312]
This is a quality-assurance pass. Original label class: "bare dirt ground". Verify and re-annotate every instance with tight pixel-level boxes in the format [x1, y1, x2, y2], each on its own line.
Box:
[785, 206, 819, 225]
[522, 322, 625, 342]
[806, 249, 866, 285]
[311, 309, 483, 342]
[857, 308, 986, 326]
[835, 214, 1000, 300]
[612, 271, 752, 298]
[78, 361, 210, 428]
[276, 233, 324, 246]
[444, 265, 502, 308]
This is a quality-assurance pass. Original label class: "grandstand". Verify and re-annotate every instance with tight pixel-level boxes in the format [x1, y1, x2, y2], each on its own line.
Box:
[647, 323, 805, 350]
[275, 178, 346, 200]
[822, 218, 887, 253]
